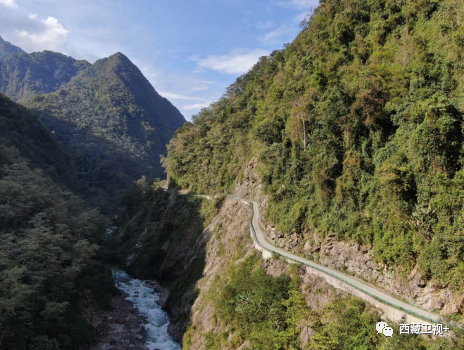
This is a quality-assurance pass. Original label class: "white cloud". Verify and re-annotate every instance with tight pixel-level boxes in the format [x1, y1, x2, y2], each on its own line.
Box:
[192, 48, 269, 75]
[159, 91, 205, 101]
[191, 84, 208, 91]
[0, 0, 17, 8]
[277, 0, 319, 9]
[253, 21, 275, 31]
[196, 79, 226, 87]
[260, 24, 293, 45]
[0, 2, 69, 53]
[183, 102, 212, 110]
[17, 17, 69, 51]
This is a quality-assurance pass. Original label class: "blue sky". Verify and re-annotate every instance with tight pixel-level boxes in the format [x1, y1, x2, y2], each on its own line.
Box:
[0, 0, 319, 120]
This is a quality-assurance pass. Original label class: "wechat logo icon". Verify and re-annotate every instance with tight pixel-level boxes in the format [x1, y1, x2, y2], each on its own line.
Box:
[376, 321, 393, 337]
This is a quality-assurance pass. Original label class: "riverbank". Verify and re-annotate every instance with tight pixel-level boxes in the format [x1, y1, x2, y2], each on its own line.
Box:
[83, 271, 179, 350]
[86, 288, 149, 350]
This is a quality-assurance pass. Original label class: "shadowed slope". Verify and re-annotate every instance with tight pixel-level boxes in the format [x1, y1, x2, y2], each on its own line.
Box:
[0, 49, 90, 101]
[0, 36, 25, 60]
[0, 93, 76, 188]
[25, 52, 185, 210]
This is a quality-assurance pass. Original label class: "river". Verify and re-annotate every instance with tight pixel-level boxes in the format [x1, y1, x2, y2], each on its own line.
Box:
[113, 271, 181, 350]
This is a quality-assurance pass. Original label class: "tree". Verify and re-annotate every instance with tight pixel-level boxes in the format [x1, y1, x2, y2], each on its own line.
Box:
[290, 95, 314, 150]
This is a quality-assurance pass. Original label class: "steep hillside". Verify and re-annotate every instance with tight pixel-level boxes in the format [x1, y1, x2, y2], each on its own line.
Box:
[24, 52, 185, 209]
[182, 198, 461, 350]
[116, 182, 222, 341]
[0, 96, 113, 350]
[0, 36, 25, 60]
[0, 93, 76, 188]
[164, 0, 464, 312]
[119, 181, 464, 349]
[31, 52, 185, 164]
[0, 49, 90, 101]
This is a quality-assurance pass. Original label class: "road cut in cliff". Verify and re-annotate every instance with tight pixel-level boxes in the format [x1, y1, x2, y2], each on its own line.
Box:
[232, 196, 444, 326]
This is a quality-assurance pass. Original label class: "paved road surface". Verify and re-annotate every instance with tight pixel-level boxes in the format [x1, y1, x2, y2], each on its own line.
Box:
[237, 197, 443, 324]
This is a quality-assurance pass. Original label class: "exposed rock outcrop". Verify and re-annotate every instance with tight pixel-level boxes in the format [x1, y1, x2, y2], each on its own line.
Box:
[183, 197, 347, 349]
[266, 227, 464, 317]
[82, 290, 149, 350]
[234, 157, 262, 201]
[237, 157, 463, 317]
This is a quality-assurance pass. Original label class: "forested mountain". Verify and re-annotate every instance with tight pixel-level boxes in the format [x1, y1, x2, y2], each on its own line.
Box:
[0, 40, 186, 348]
[0, 36, 25, 60]
[28, 52, 184, 167]
[0, 44, 185, 210]
[0, 93, 77, 187]
[0, 95, 113, 350]
[164, 0, 464, 295]
[0, 48, 90, 101]
[7, 0, 464, 347]
[25, 52, 185, 209]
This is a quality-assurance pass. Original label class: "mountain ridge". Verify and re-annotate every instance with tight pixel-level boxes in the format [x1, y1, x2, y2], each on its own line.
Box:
[0, 35, 25, 60]
[163, 0, 464, 320]
[0, 48, 90, 101]
[0, 41, 185, 210]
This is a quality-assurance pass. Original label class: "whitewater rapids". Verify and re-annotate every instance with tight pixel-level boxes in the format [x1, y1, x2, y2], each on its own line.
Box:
[113, 271, 181, 350]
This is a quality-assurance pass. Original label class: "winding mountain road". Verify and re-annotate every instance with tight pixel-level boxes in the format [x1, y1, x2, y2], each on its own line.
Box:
[232, 196, 443, 324]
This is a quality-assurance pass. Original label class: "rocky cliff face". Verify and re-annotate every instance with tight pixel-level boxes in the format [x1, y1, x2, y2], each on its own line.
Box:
[178, 160, 353, 349]
[234, 155, 463, 318]
[234, 157, 262, 201]
[265, 227, 464, 316]
[117, 187, 218, 343]
[236, 157, 463, 317]
[132, 157, 461, 348]
[182, 196, 347, 350]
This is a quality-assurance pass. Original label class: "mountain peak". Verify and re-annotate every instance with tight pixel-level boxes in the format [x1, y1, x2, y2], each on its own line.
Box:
[0, 48, 90, 101]
[111, 51, 126, 59]
[71, 50, 185, 133]
[0, 35, 25, 60]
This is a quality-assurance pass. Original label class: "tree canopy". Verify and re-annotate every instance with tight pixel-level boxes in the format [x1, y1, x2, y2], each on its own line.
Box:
[164, 0, 464, 292]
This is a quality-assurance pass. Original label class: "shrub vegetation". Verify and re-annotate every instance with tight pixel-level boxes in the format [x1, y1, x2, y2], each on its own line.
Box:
[164, 0, 464, 291]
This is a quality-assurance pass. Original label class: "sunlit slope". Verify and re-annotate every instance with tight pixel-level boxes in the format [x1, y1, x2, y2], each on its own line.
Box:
[0, 46, 90, 101]
[164, 0, 464, 291]
[25, 52, 185, 208]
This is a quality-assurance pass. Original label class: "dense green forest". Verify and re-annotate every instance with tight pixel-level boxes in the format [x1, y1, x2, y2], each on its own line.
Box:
[0, 36, 25, 61]
[0, 43, 90, 102]
[0, 95, 114, 349]
[26, 52, 184, 170]
[0, 37, 188, 347]
[0, 93, 77, 188]
[4, 0, 464, 347]
[164, 0, 464, 292]
[0, 41, 185, 211]
[188, 255, 464, 350]
[24, 52, 185, 210]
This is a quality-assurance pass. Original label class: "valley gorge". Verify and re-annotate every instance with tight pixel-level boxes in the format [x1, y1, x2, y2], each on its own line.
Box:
[0, 36, 187, 349]
[3, 0, 464, 349]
